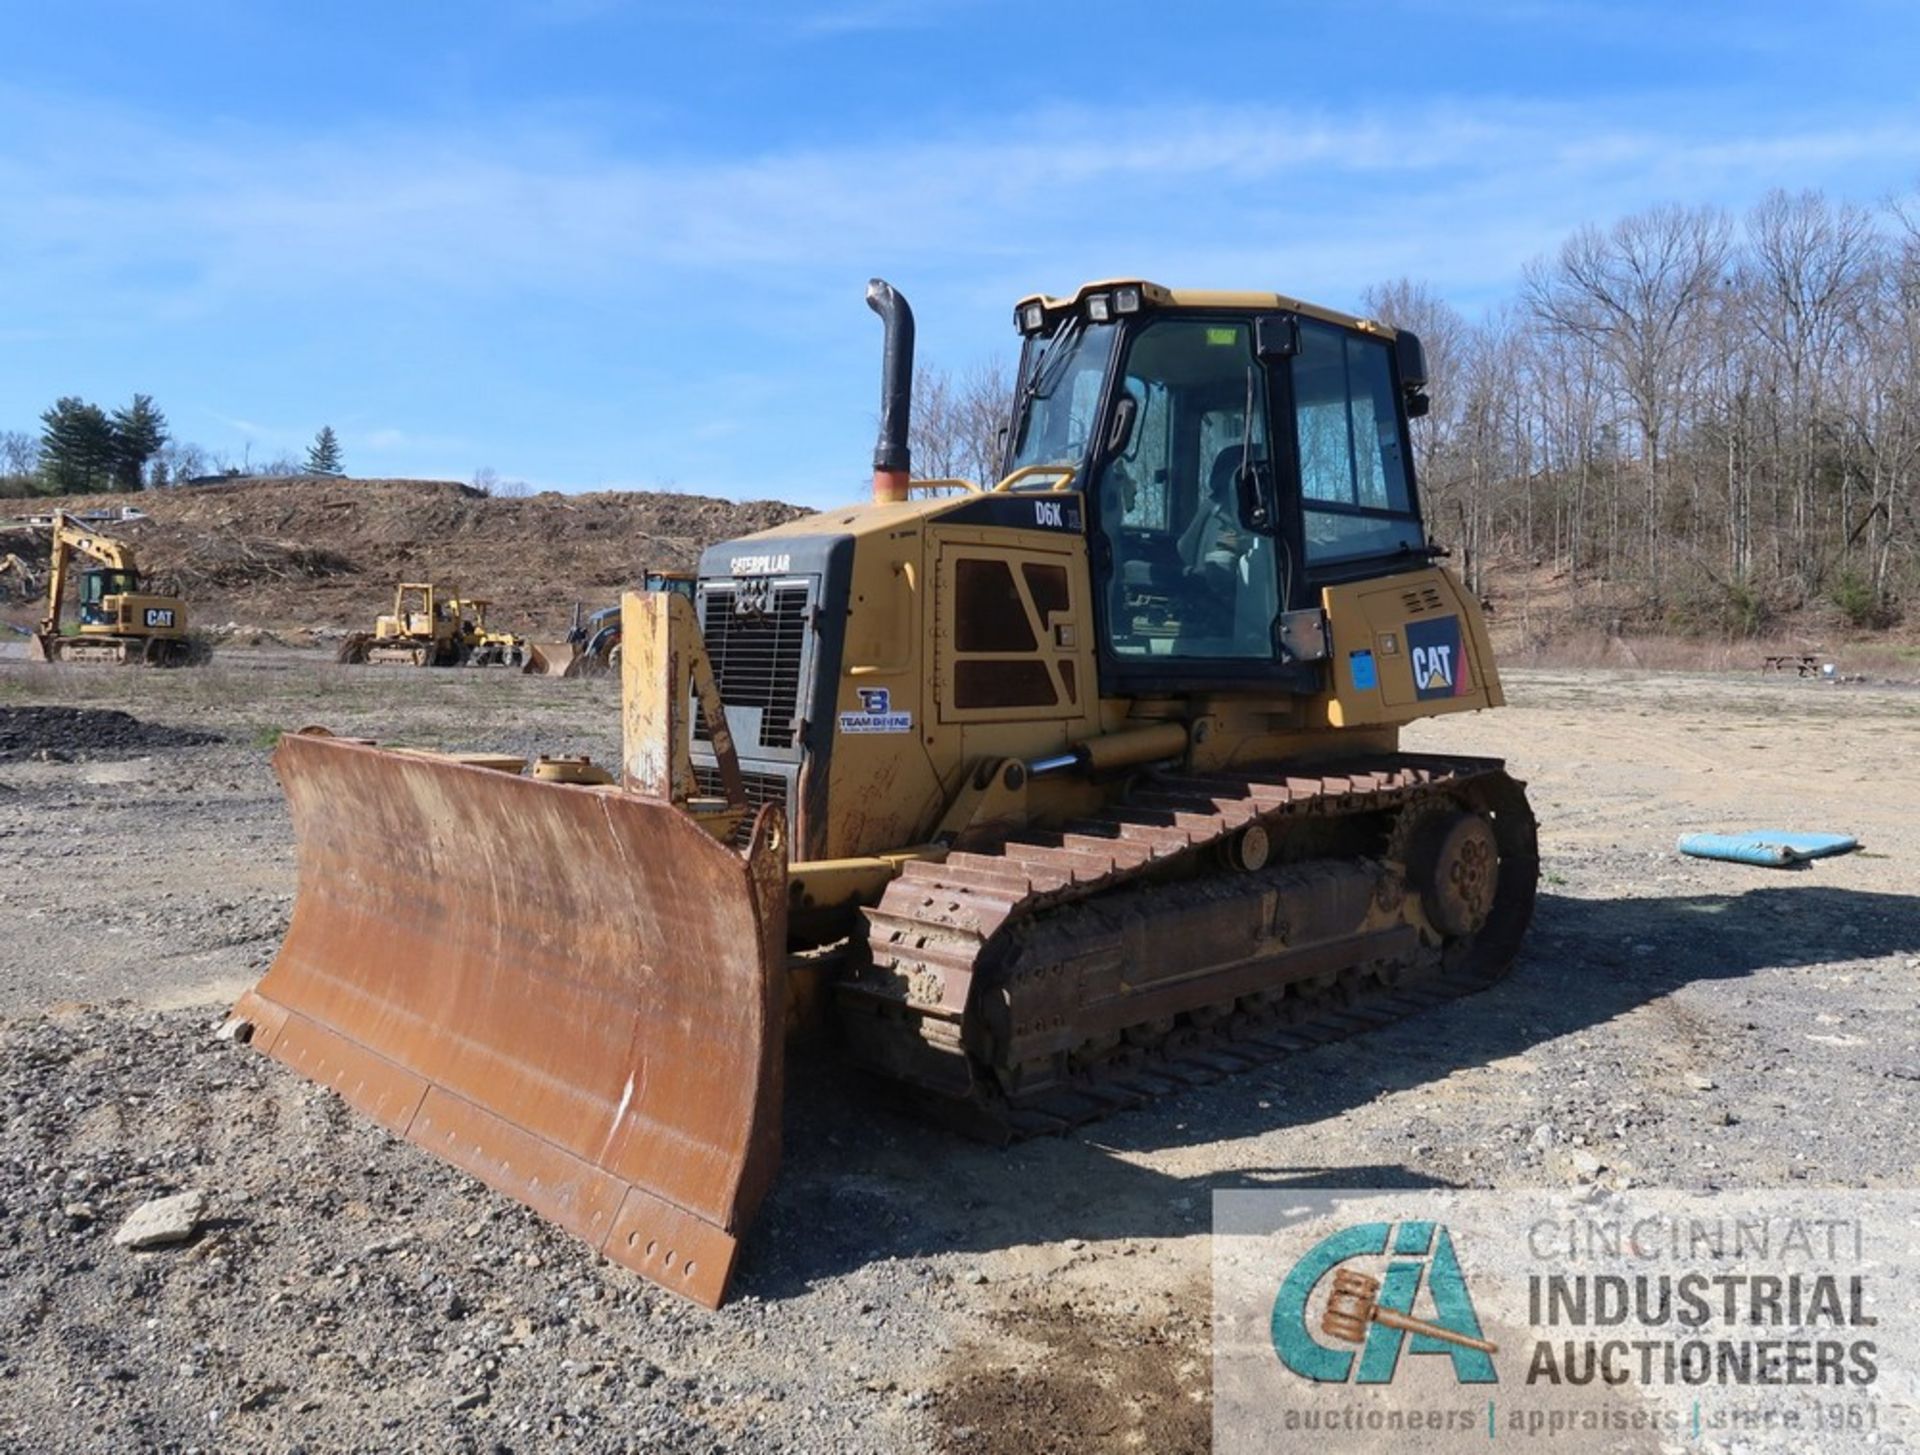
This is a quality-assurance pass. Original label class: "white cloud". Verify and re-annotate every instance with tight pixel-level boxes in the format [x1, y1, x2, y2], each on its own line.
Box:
[7, 85, 1917, 332]
[4, 79, 1919, 501]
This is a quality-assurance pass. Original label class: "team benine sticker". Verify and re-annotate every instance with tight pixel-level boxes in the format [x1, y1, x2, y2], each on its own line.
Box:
[1405, 614, 1471, 700]
[838, 687, 912, 734]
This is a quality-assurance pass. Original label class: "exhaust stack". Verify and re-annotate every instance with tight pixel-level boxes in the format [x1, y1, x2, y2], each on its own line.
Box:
[865, 278, 914, 503]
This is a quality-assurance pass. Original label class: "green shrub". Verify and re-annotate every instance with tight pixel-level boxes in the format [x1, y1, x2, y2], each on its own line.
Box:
[1829, 570, 1896, 629]
[1662, 576, 1772, 637]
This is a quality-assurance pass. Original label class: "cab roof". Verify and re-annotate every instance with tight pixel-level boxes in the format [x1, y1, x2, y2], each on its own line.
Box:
[1012, 279, 1395, 338]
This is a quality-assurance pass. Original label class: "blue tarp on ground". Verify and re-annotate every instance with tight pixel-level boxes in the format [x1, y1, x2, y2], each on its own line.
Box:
[1677, 831, 1860, 867]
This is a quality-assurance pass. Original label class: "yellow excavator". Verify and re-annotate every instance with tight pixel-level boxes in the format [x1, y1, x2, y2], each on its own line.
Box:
[26, 511, 195, 666]
[0, 551, 34, 601]
[229, 279, 1537, 1308]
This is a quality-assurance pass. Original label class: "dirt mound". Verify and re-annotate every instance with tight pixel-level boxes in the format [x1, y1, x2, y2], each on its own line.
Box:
[0, 706, 222, 762]
[0, 477, 812, 637]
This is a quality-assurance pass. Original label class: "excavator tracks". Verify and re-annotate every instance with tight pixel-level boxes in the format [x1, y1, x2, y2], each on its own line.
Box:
[835, 754, 1537, 1141]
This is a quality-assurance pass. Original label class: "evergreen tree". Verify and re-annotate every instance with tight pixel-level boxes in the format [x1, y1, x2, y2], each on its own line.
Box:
[306, 426, 343, 476]
[109, 394, 168, 491]
[39, 397, 116, 494]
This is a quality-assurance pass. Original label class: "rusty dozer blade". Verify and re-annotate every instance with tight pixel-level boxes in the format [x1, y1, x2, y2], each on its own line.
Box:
[230, 730, 788, 1307]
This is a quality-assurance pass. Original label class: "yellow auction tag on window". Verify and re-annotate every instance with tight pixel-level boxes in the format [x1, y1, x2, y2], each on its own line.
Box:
[1206, 327, 1239, 346]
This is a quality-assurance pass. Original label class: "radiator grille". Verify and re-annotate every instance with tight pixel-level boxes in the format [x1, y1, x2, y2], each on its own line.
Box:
[693, 765, 789, 847]
[699, 583, 811, 751]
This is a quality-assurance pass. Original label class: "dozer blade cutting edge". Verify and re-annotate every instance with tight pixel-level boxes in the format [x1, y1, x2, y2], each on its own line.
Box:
[229, 730, 787, 1308]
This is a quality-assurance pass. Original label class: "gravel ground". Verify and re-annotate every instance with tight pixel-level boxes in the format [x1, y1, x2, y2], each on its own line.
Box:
[0, 652, 1916, 1453]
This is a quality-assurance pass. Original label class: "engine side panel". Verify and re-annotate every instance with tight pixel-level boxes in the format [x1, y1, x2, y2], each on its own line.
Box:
[1319, 566, 1502, 728]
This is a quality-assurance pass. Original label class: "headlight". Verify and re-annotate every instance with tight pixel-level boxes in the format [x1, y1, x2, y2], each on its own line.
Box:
[1114, 285, 1143, 314]
[1017, 302, 1046, 335]
[1085, 292, 1111, 322]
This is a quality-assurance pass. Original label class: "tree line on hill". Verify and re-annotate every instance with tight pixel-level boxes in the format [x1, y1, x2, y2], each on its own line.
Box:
[1362, 188, 1917, 634]
[908, 187, 1918, 635]
[0, 403, 345, 497]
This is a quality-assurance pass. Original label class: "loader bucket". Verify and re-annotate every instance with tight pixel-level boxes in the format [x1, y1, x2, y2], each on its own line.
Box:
[523, 640, 577, 676]
[230, 730, 788, 1307]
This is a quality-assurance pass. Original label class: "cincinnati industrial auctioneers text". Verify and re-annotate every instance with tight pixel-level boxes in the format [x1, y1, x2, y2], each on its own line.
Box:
[1521, 1214, 1877, 1388]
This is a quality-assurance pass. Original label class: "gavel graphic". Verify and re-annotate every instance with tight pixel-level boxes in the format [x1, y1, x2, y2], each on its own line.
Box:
[1320, 1269, 1498, 1354]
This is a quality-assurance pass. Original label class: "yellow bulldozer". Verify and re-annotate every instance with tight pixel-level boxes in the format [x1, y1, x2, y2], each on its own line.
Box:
[336, 582, 539, 669]
[22, 511, 196, 666]
[229, 279, 1537, 1308]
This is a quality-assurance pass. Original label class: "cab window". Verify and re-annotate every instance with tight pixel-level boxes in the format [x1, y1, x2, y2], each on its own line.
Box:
[1092, 318, 1278, 662]
[1293, 319, 1424, 564]
[1005, 319, 1118, 476]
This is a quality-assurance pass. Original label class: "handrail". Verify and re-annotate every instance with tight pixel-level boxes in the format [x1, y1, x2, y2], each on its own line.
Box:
[990, 463, 1079, 494]
[905, 477, 984, 497]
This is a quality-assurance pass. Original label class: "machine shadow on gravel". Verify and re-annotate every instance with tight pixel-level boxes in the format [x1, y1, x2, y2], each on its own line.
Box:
[740, 885, 1919, 1297]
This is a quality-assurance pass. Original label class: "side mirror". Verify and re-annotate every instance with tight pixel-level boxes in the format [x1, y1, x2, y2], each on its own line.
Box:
[1104, 394, 1138, 459]
[1395, 330, 1429, 390]
[1236, 460, 1273, 532]
[1255, 314, 1300, 359]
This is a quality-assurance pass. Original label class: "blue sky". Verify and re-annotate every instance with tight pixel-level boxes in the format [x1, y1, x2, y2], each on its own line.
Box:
[3, 0, 1918, 507]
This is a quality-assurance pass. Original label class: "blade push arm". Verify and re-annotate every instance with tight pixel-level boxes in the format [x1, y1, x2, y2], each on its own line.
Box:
[620, 589, 745, 810]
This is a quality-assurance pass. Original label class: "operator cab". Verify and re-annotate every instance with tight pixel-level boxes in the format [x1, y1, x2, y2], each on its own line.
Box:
[1002, 281, 1433, 689]
[78, 566, 139, 626]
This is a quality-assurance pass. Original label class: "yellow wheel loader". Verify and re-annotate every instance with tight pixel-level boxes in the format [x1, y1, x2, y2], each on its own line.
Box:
[527, 572, 695, 677]
[231, 279, 1538, 1308]
[25, 512, 196, 666]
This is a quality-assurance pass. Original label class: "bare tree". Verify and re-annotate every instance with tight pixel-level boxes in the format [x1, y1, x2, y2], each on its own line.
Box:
[908, 366, 963, 481]
[1740, 189, 1878, 590]
[472, 467, 533, 499]
[1362, 278, 1470, 501]
[910, 358, 1014, 486]
[154, 440, 211, 485]
[0, 429, 38, 482]
[1526, 205, 1732, 591]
